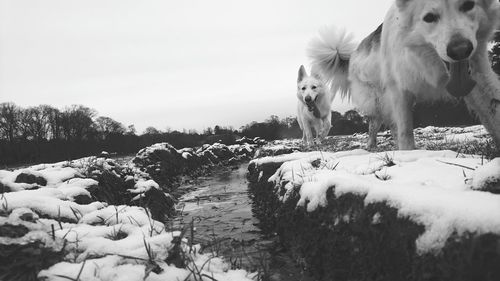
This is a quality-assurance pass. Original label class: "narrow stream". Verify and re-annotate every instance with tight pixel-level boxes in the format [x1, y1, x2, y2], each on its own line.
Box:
[174, 164, 314, 281]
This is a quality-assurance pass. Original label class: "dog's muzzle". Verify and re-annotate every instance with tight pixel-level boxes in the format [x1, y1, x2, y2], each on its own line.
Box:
[306, 100, 315, 112]
[445, 60, 476, 98]
[306, 100, 322, 118]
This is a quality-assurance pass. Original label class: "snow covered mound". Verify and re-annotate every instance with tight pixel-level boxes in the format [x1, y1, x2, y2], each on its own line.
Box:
[0, 155, 255, 281]
[133, 141, 261, 186]
[250, 149, 500, 253]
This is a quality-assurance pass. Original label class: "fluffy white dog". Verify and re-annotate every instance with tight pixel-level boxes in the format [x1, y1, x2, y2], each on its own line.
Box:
[296, 65, 334, 145]
[309, 0, 500, 150]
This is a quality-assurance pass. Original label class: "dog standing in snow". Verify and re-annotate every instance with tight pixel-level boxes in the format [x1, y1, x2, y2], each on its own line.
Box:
[309, 0, 500, 150]
[296, 65, 334, 145]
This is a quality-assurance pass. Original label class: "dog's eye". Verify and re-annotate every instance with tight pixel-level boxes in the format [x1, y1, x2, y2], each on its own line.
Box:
[312, 86, 317, 90]
[423, 13, 439, 23]
[301, 87, 306, 91]
[460, 1, 475, 12]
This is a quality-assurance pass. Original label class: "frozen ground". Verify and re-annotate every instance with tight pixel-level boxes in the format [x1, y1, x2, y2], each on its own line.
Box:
[251, 125, 500, 254]
[263, 125, 496, 157]
[1, 127, 498, 280]
[0, 141, 261, 281]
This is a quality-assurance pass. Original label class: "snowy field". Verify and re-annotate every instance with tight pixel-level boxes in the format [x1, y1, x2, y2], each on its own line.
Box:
[0, 141, 261, 281]
[246, 125, 500, 279]
[1, 126, 499, 280]
[249, 125, 500, 259]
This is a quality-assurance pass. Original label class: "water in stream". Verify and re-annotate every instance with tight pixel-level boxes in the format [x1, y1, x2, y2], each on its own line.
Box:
[173, 164, 315, 281]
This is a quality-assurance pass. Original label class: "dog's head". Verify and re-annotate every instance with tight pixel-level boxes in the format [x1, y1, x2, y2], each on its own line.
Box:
[397, 0, 500, 63]
[297, 65, 325, 111]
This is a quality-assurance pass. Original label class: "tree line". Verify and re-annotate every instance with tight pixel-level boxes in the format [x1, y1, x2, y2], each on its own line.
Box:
[0, 102, 243, 166]
[0, 99, 483, 167]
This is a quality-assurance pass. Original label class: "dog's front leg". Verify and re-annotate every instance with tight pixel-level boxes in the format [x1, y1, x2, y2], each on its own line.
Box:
[303, 123, 314, 146]
[389, 88, 415, 150]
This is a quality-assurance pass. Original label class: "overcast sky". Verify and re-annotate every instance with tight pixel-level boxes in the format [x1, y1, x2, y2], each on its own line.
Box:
[0, 0, 393, 132]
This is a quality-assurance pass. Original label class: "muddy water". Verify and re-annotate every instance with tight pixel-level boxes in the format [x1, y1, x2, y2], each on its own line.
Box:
[174, 164, 314, 281]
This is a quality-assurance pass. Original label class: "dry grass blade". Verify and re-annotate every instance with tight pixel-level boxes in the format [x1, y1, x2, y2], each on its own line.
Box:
[436, 160, 475, 171]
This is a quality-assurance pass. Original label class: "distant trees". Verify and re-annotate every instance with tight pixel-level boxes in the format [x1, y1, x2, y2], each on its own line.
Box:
[0, 103, 20, 142]
[0, 102, 256, 165]
[143, 126, 161, 135]
[0, 103, 105, 143]
[95, 116, 126, 139]
[0, 103, 134, 165]
[330, 110, 368, 135]
[240, 111, 368, 140]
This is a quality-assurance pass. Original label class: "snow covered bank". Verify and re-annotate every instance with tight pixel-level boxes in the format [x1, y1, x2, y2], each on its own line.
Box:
[0, 139, 264, 281]
[133, 140, 262, 187]
[248, 145, 500, 280]
[257, 125, 496, 156]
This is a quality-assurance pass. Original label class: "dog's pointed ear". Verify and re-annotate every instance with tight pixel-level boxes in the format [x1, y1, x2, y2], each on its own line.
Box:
[298, 65, 307, 83]
[396, 0, 412, 9]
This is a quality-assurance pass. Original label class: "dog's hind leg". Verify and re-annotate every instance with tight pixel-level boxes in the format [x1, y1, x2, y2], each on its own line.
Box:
[320, 116, 332, 140]
[389, 89, 416, 150]
[390, 123, 398, 143]
[367, 117, 382, 150]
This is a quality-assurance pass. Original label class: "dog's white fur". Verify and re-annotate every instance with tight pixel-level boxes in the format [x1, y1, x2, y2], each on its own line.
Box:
[309, 0, 500, 150]
[296, 65, 334, 145]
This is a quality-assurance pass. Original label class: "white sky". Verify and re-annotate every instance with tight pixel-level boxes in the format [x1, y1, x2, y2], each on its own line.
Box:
[0, 0, 393, 133]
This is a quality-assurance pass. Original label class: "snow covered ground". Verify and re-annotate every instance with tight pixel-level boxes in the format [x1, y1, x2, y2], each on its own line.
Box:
[0, 141, 261, 281]
[1, 127, 498, 280]
[250, 126, 500, 254]
[259, 125, 496, 157]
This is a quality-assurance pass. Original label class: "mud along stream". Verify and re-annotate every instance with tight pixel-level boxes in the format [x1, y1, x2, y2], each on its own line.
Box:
[172, 163, 313, 281]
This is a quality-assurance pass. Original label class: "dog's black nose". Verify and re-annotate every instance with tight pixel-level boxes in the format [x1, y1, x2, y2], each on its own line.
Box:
[305, 96, 312, 103]
[447, 36, 473, 61]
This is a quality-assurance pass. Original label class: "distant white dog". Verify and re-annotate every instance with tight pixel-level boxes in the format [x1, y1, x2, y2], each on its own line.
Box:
[309, 0, 500, 150]
[296, 65, 334, 145]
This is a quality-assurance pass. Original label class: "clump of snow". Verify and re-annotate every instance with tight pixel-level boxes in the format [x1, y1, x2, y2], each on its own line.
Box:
[128, 179, 161, 201]
[471, 158, 500, 191]
[2, 188, 105, 221]
[259, 149, 500, 253]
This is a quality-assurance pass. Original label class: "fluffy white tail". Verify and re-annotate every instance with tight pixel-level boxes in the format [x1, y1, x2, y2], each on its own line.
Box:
[308, 26, 357, 100]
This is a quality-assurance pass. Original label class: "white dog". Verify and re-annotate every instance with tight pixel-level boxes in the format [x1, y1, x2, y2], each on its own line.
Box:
[296, 65, 334, 145]
[309, 0, 500, 150]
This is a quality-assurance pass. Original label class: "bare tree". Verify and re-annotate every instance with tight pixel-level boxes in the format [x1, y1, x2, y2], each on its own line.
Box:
[20, 105, 54, 141]
[0, 102, 21, 142]
[60, 105, 97, 141]
[143, 126, 161, 135]
[95, 116, 126, 139]
[126, 124, 136, 135]
[46, 106, 62, 140]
